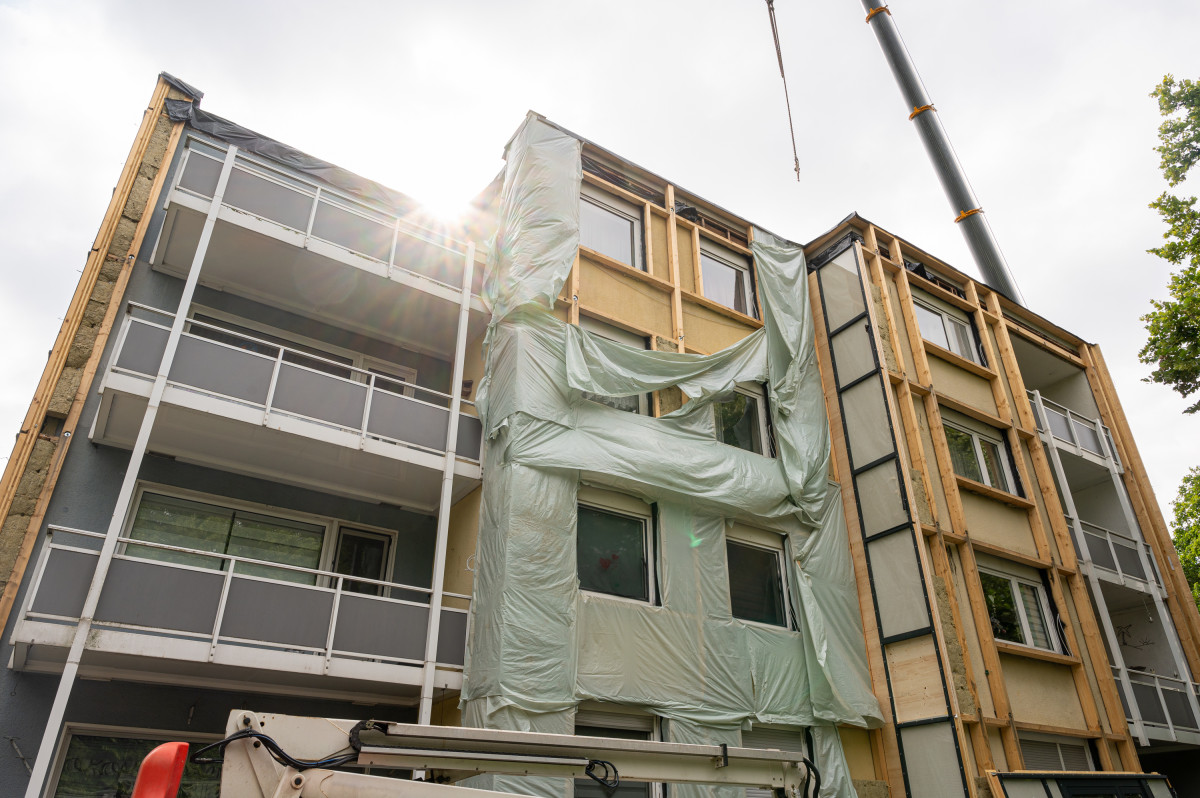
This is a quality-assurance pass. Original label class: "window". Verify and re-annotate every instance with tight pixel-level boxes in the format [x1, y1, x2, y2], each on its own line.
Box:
[1018, 733, 1094, 771]
[50, 727, 221, 798]
[742, 726, 808, 798]
[913, 298, 982, 365]
[726, 525, 791, 628]
[713, 383, 771, 455]
[980, 569, 1057, 651]
[699, 237, 756, 318]
[942, 420, 1017, 495]
[575, 708, 658, 798]
[334, 528, 394, 595]
[126, 492, 325, 584]
[579, 316, 650, 414]
[580, 183, 644, 271]
[577, 488, 654, 602]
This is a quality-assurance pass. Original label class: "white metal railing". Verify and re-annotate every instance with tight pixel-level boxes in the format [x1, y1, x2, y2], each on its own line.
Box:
[1113, 665, 1200, 739]
[107, 304, 483, 462]
[1027, 389, 1120, 467]
[19, 526, 471, 670]
[1069, 515, 1162, 588]
[172, 137, 476, 293]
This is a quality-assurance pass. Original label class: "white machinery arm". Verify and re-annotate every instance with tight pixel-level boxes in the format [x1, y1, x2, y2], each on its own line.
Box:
[201, 710, 818, 798]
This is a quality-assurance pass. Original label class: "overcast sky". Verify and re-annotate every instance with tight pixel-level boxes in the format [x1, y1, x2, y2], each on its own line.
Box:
[1, 0, 1198, 521]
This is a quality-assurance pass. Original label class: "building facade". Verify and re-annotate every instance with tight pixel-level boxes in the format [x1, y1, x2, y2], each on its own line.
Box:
[0, 74, 1196, 798]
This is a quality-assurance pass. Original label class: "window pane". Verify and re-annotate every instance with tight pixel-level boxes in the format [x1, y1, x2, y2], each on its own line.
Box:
[577, 506, 649, 601]
[581, 199, 637, 267]
[943, 425, 983, 482]
[980, 572, 1025, 645]
[574, 726, 651, 798]
[978, 438, 1010, 493]
[715, 392, 762, 454]
[701, 254, 749, 315]
[726, 541, 787, 627]
[228, 511, 324, 585]
[53, 734, 220, 798]
[335, 530, 391, 595]
[913, 304, 950, 349]
[127, 494, 231, 570]
[1019, 583, 1053, 649]
[945, 317, 977, 363]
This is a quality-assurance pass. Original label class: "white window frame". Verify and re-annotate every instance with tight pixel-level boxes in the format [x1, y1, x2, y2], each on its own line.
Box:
[574, 705, 663, 798]
[912, 296, 981, 365]
[579, 315, 651, 415]
[699, 237, 756, 319]
[45, 722, 223, 798]
[580, 182, 645, 271]
[979, 566, 1060, 653]
[577, 486, 656, 605]
[712, 382, 772, 457]
[725, 524, 793, 630]
[120, 483, 403, 591]
[942, 418, 1016, 495]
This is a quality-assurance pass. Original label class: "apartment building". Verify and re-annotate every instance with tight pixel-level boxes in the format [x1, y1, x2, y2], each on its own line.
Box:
[0, 73, 1195, 798]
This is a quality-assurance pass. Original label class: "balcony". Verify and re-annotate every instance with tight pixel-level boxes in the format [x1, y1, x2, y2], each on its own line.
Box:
[1112, 666, 1200, 745]
[10, 526, 469, 701]
[91, 305, 483, 511]
[1027, 390, 1120, 469]
[153, 137, 487, 360]
[1068, 516, 1162, 592]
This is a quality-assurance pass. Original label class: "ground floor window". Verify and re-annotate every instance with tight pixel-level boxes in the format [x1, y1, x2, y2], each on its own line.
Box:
[51, 730, 220, 798]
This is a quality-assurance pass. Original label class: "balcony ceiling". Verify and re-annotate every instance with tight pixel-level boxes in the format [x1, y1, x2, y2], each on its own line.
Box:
[1011, 333, 1082, 392]
[157, 206, 487, 359]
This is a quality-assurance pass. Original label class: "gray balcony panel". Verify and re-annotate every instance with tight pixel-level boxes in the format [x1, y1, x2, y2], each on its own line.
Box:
[223, 168, 312, 231]
[1072, 418, 1103, 454]
[437, 609, 468, 665]
[95, 559, 223, 635]
[1163, 686, 1199, 731]
[1045, 406, 1072, 442]
[1132, 680, 1168, 726]
[116, 322, 168, 376]
[1083, 530, 1118, 571]
[30, 548, 97, 618]
[220, 578, 333, 649]
[368, 391, 449, 450]
[332, 595, 428, 661]
[170, 336, 274, 404]
[456, 415, 483, 461]
[312, 201, 393, 262]
[1112, 541, 1148, 581]
[179, 154, 221, 197]
[272, 364, 368, 430]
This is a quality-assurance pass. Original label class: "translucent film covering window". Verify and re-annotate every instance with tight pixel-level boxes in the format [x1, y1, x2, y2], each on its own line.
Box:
[578, 505, 650, 601]
[726, 541, 787, 627]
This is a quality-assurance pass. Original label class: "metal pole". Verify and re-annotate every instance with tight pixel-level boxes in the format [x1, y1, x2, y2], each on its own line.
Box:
[22, 145, 239, 798]
[418, 240, 477, 724]
[860, 0, 1026, 306]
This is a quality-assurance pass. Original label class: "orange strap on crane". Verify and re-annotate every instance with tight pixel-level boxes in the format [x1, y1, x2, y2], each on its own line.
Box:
[908, 104, 935, 119]
[954, 208, 983, 223]
[865, 6, 890, 23]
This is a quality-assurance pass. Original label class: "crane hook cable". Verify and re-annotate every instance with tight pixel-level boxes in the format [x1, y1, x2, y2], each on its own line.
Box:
[765, 0, 801, 182]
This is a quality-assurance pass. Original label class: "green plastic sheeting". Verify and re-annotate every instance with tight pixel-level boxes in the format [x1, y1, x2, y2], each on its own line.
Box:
[463, 113, 882, 798]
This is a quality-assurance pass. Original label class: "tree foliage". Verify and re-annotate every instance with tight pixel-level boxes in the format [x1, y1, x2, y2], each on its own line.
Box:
[1170, 466, 1200, 612]
[1141, 76, 1200, 413]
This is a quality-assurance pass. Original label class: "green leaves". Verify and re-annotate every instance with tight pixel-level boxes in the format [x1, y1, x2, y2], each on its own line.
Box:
[1171, 466, 1200, 612]
[1141, 76, 1200, 414]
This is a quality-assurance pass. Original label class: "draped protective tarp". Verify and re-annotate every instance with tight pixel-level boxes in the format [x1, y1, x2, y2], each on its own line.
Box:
[463, 113, 882, 798]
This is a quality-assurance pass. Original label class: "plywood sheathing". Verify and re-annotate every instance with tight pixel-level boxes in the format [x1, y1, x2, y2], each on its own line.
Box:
[0, 77, 187, 627]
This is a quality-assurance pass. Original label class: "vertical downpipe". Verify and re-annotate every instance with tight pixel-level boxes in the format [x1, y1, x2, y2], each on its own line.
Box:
[860, 0, 1026, 306]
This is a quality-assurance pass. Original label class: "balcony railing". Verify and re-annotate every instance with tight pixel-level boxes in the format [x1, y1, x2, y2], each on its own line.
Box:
[1027, 390, 1119, 467]
[1069, 516, 1162, 588]
[1113, 666, 1200, 740]
[19, 526, 469, 669]
[174, 138, 475, 293]
[108, 304, 482, 461]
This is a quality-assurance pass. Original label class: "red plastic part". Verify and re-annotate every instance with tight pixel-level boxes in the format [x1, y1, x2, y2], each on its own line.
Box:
[131, 741, 189, 798]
